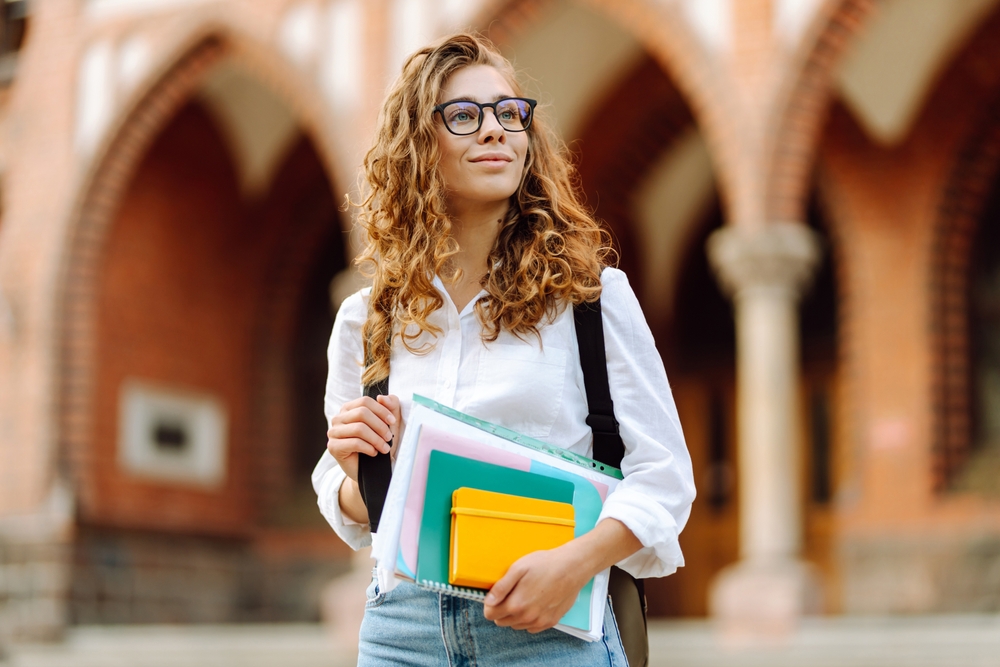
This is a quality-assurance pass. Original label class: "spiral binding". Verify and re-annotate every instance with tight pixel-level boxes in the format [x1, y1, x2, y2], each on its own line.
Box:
[417, 579, 488, 602]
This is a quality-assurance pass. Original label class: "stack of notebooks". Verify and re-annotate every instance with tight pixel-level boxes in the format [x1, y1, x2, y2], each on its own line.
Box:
[373, 395, 622, 642]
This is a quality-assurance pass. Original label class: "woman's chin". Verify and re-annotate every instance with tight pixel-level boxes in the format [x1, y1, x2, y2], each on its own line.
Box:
[448, 187, 520, 211]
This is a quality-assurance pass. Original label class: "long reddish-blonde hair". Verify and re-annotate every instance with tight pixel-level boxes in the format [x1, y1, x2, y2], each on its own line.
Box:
[354, 32, 613, 385]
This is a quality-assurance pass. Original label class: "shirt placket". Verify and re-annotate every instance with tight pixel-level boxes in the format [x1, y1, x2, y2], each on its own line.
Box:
[436, 301, 463, 407]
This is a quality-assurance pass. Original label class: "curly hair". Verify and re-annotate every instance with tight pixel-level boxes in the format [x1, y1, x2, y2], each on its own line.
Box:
[354, 32, 614, 386]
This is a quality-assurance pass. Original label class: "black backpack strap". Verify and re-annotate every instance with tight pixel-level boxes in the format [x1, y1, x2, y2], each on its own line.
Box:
[357, 376, 393, 533]
[573, 299, 625, 469]
[573, 297, 648, 635]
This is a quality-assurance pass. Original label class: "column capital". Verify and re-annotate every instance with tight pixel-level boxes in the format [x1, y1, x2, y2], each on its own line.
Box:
[707, 221, 822, 302]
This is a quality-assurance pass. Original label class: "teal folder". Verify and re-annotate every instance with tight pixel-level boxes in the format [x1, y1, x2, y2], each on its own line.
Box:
[415, 450, 575, 592]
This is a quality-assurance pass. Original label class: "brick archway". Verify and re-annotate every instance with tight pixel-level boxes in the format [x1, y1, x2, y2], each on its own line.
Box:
[476, 0, 739, 217]
[56, 27, 346, 516]
[572, 54, 697, 298]
[930, 111, 1000, 492]
[926, 7, 1000, 492]
[765, 0, 879, 224]
[803, 2, 1000, 493]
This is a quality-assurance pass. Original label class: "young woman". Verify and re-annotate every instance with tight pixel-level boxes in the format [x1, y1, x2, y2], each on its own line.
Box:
[313, 32, 695, 666]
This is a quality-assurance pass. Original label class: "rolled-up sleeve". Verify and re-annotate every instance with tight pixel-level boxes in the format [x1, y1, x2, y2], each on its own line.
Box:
[595, 268, 696, 579]
[311, 289, 373, 550]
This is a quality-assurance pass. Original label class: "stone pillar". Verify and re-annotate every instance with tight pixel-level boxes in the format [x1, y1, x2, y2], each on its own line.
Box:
[0, 479, 75, 643]
[706, 221, 823, 636]
[319, 546, 372, 655]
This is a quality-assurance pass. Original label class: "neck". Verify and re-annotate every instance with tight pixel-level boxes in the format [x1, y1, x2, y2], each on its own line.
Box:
[447, 199, 508, 280]
[442, 199, 508, 311]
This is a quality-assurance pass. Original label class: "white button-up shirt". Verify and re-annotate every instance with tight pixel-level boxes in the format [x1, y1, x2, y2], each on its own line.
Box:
[313, 267, 695, 581]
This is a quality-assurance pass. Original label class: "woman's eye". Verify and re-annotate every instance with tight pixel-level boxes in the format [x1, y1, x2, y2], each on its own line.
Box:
[449, 109, 476, 123]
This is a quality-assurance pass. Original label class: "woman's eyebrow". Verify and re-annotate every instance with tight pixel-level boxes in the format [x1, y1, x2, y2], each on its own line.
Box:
[442, 93, 512, 104]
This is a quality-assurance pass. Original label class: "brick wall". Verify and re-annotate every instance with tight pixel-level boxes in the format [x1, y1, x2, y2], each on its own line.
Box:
[64, 89, 350, 623]
[70, 526, 350, 624]
[814, 3, 1000, 611]
[7, 0, 1000, 634]
[87, 100, 255, 534]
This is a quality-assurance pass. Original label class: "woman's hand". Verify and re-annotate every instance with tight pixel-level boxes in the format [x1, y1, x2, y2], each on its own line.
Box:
[482, 546, 588, 633]
[327, 395, 402, 524]
[482, 518, 642, 633]
[327, 395, 402, 481]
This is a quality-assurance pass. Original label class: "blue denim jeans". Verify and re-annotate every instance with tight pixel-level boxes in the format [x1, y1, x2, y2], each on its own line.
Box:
[358, 577, 629, 666]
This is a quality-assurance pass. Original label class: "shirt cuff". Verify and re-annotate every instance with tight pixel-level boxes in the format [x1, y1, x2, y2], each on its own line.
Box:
[598, 486, 685, 579]
[311, 451, 372, 550]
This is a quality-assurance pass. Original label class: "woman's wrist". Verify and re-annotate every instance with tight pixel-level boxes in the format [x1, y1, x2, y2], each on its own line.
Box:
[339, 475, 371, 525]
[563, 518, 642, 579]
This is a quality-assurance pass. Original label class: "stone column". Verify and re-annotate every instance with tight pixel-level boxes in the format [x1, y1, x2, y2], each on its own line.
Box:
[0, 479, 75, 643]
[706, 221, 823, 636]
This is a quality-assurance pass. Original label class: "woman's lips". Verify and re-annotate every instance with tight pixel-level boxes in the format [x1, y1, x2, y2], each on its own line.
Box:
[471, 153, 513, 163]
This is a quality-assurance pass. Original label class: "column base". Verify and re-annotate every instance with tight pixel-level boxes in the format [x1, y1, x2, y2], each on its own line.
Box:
[709, 559, 823, 640]
[0, 481, 74, 643]
[319, 546, 372, 653]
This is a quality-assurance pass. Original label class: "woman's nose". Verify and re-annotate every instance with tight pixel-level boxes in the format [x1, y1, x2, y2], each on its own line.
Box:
[478, 109, 506, 142]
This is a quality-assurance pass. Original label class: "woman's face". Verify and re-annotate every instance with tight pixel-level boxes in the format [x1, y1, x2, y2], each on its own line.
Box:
[434, 64, 529, 215]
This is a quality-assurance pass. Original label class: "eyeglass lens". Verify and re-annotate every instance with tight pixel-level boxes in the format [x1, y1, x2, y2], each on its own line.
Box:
[440, 99, 533, 135]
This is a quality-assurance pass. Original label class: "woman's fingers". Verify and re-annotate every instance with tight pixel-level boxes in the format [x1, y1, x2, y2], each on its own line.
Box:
[339, 403, 394, 440]
[327, 437, 380, 458]
[325, 395, 404, 476]
[328, 398, 394, 448]
[327, 419, 391, 454]
[336, 395, 395, 423]
[355, 395, 397, 426]
[376, 394, 404, 443]
[375, 393, 400, 418]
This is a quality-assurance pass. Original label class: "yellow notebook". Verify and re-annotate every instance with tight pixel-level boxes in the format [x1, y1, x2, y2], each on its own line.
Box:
[448, 487, 576, 590]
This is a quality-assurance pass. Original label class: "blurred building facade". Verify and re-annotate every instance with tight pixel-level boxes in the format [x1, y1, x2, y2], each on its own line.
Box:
[1, 0, 999, 642]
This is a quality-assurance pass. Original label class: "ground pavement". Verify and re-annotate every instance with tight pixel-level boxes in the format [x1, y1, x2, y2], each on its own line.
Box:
[3, 614, 1000, 666]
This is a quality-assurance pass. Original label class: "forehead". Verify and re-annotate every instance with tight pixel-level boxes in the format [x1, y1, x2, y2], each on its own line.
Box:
[439, 65, 515, 102]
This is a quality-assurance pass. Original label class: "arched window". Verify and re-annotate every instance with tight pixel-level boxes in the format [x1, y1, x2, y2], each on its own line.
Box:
[948, 171, 1000, 494]
[966, 212, 1000, 490]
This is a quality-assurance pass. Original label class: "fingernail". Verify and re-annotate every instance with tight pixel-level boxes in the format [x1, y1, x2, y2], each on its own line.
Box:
[484, 594, 495, 605]
[386, 414, 396, 424]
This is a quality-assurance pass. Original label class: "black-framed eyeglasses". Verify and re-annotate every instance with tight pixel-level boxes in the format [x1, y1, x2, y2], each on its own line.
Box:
[433, 97, 537, 136]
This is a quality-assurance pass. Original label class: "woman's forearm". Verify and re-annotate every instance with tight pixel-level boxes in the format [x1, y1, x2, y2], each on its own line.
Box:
[564, 517, 642, 578]
[339, 476, 371, 525]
